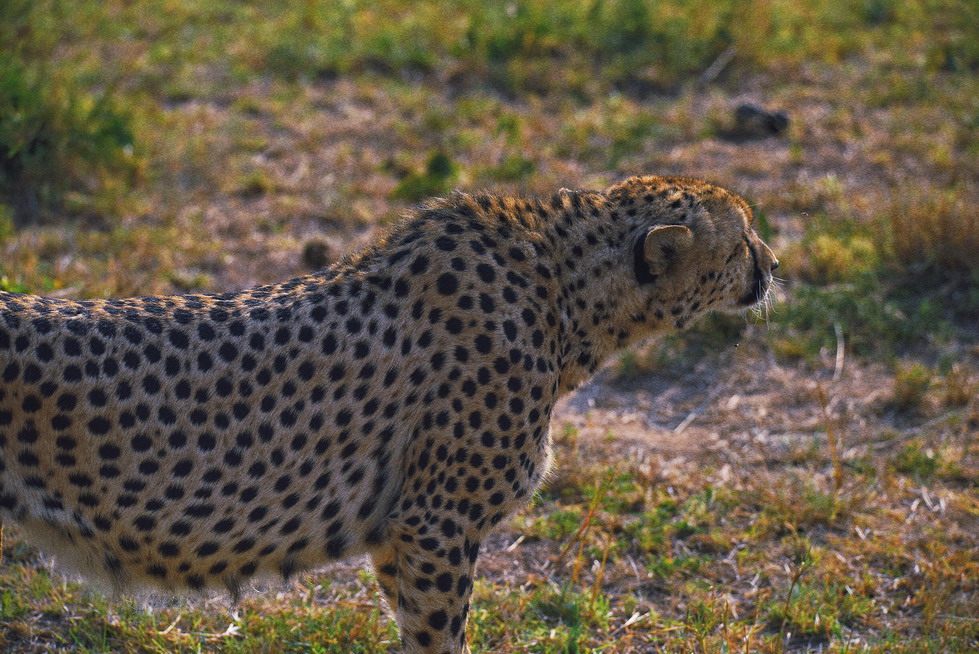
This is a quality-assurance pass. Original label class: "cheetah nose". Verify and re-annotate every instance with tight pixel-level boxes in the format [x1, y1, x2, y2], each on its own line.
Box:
[770, 259, 779, 272]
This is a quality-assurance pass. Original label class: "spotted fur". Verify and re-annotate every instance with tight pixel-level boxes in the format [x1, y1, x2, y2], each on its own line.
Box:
[0, 175, 776, 653]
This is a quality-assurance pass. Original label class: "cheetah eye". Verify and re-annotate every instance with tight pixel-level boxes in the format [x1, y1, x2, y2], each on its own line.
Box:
[726, 238, 746, 262]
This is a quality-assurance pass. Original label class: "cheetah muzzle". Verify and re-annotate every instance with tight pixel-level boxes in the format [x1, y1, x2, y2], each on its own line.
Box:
[0, 175, 777, 653]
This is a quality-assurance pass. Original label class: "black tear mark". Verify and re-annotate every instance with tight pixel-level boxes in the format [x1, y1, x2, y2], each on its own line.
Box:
[739, 235, 766, 305]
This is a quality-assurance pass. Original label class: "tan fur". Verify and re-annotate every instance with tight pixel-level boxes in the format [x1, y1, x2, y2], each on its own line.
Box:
[0, 175, 776, 652]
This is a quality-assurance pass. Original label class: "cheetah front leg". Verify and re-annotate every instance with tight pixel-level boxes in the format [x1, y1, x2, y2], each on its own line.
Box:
[369, 544, 400, 615]
[380, 410, 547, 652]
[386, 525, 481, 654]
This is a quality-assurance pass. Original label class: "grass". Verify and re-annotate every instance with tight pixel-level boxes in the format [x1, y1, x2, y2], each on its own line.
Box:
[1, 0, 138, 224]
[1, 0, 978, 651]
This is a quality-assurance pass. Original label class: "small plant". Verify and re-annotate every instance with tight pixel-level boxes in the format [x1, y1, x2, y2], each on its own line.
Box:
[235, 169, 278, 198]
[557, 422, 579, 451]
[768, 578, 874, 646]
[805, 234, 879, 284]
[526, 509, 582, 541]
[487, 153, 535, 182]
[892, 362, 933, 413]
[754, 208, 778, 242]
[0, 204, 15, 243]
[265, 40, 340, 82]
[892, 442, 939, 480]
[392, 151, 459, 202]
[617, 349, 639, 378]
[0, 276, 31, 294]
[774, 536, 814, 645]
[1, 6, 136, 224]
[882, 190, 979, 274]
[647, 553, 708, 579]
[941, 364, 974, 408]
[860, 0, 897, 25]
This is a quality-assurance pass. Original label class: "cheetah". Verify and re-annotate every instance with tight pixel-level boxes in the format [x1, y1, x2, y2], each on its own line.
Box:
[0, 175, 777, 652]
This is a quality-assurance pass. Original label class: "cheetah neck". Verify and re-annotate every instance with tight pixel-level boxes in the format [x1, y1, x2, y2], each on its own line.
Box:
[528, 195, 671, 392]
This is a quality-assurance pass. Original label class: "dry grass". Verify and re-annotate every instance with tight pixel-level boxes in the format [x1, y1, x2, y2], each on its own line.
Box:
[885, 190, 979, 273]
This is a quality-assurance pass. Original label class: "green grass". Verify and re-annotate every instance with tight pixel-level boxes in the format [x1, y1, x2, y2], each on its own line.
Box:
[1, 0, 138, 225]
[391, 151, 459, 201]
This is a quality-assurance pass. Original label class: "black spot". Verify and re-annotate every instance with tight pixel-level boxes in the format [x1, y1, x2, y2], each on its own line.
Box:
[98, 443, 120, 460]
[87, 417, 111, 435]
[131, 434, 152, 452]
[193, 542, 219, 557]
[437, 273, 458, 295]
[297, 361, 316, 380]
[476, 264, 495, 283]
[445, 317, 464, 334]
[142, 375, 161, 395]
[410, 254, 429, 274]
[134, 515, 156, 531]
[474, 335, 492, 354]
[428, 610, 448, 630]
[218, 342, 238, 362]
[158, 542, 180, 557]
[168, 329, 189, 349]
[213, 518, 235, 533]
[325, 535, 346, 558]
[479, 294, 495, 313]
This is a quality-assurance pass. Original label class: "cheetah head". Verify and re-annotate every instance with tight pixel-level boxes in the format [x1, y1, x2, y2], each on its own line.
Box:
[605, 175, 778, 325]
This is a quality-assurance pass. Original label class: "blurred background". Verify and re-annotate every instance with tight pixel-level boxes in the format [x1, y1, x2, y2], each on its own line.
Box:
[1, 1, 977, 652]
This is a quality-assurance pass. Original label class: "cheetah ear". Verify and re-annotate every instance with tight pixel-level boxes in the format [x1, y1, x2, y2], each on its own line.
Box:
[634, 224, 694, 284]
